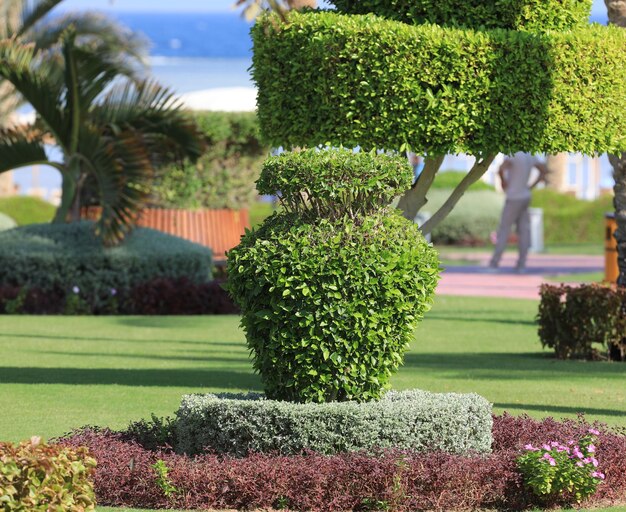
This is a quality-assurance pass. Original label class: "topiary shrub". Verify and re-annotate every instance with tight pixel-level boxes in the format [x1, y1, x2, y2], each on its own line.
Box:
[0, 436, 96, 511]
[0, 221, 212, 309]
[173, 390, 493, 456]
[227, 149, 440, 403]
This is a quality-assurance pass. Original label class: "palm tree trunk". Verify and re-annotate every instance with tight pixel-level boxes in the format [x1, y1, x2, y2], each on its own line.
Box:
[605, 0, 626, 284]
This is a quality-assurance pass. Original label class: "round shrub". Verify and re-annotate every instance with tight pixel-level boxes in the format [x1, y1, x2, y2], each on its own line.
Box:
[0, 211, 17, 231]
[0, 221, 213, 309]
[228, 149, 440, 403]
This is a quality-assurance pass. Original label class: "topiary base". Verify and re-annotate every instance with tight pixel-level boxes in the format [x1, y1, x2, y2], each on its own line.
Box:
[174, 389, 493, 457]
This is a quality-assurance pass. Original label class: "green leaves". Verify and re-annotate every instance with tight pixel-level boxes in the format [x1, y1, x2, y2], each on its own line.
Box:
[252, 11, 626, 155]
[227, 209, 440, 403]
[257, 148, 413, 220]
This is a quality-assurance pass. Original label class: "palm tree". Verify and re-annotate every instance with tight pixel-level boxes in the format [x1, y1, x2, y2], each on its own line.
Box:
[235, 0, 316, 21]
[605, 0, 626, 284]
[0, 32, 204, 245]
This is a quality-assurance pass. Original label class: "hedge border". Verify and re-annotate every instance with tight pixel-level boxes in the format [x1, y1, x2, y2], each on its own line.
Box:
[174, 389, 493, 456]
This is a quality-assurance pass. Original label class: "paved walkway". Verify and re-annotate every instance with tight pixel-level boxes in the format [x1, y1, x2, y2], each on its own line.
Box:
[437, 252, 604, 300]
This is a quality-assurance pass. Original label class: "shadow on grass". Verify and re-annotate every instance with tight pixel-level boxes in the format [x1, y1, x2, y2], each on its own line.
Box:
[403, 352, 626, 379]
[38, 351, 250, 364]
[0, 333, 244, 347]
[494, 402, 626, 418]
[0, 367, 261, 389]
[116, 317, 239, 329]
[424, 313, 536, 327]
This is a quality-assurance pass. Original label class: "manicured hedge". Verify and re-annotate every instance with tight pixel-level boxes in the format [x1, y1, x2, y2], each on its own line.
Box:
[252, 12, 626, 155]
[60, 415, 626, 511]
[0, 222, 212, 309]
[330, 0, 592, 31]
[152, 111, 269, 210]
[0, 437, 96, 511]
[174, 390, 493, 456]
[538, 284, 626, 361]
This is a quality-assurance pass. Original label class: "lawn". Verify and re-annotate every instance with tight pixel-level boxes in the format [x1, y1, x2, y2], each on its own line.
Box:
[1, 295, 624, 444]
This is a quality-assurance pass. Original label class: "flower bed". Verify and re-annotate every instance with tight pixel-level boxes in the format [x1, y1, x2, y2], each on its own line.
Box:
[58, 415, 626, 511]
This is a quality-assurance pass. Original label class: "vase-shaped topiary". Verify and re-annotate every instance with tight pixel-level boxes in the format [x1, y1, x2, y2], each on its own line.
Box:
[228, 149, 439, 403]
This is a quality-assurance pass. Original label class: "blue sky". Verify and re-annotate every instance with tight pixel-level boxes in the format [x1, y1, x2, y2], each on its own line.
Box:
[57, 0, 610, 18]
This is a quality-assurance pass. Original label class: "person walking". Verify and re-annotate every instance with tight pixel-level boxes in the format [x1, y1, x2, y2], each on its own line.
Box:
[489, 152, 549, 272]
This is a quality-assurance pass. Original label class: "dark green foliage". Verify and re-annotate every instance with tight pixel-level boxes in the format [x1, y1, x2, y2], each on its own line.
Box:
[0, 437, 96, 511]
[0, 222, 212, 309]
[152, 112, 269, 210]
[330, 0, 592, 32]
[252, 12, 626, 155]
[174, 390, 493, 456]
[257, 149, 413, 219]
[531, 189, 613, 245]
[228, 149, 439, 403]
[537, 284, 626, 360]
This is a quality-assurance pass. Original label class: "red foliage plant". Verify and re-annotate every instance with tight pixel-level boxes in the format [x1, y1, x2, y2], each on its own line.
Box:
[58, 415, 626, 511]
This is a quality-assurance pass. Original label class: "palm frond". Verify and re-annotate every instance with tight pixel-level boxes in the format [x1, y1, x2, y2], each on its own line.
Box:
[0, 39, 68, 149]
[0, 124, 49, 173]
[27, 11, 149, 77]
[93, 79, 206, 167]
[17, 0, 63, 37]
[78, 126, 154, 245]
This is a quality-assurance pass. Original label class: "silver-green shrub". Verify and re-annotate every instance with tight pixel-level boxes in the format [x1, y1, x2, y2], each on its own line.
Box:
[174, 390, 493, 456]
[0, 221, 212, 308]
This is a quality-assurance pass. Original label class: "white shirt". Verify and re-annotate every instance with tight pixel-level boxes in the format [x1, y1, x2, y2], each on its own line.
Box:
[503, 152, 540, 200]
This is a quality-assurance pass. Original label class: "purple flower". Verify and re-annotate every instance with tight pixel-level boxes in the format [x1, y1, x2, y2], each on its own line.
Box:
[589, 428, 600, 436]
[111, 288, 117, 296]
[72, 286, 80, 294]
[542, 444, 551, 451]
[524, 444, 536, 451]
[588, 444, 596, 453]
[591, 471, 605, 480]
[576, 461, 584, 467]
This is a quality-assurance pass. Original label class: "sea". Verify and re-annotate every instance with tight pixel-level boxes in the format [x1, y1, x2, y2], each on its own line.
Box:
[11, 9, 613, 195]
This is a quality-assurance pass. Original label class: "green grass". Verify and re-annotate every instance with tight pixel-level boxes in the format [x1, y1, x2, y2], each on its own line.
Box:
[546, 271, 605, 283]
[248, 200, 275, 227]
[0, 196, 55, 225]
[1, 296, 625, 444]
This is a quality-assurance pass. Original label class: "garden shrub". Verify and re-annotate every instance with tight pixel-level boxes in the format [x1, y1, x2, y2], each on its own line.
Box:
[426, 189, 503, 245]
[152, 111, 269, 210]
[531, 189, 613, 245]
[0, 222, 212, 310]
[173, 390, 493, 456]
[59, 415, 626, 511]
[330, 0, 592, 32]
[537, 284, 626, 360]
[0, 196, 55, 225]
[0, 436, 96, 511]
[227, 149, 440, 402]
[252, 12, 626, 155]
[0, 211, 16, 231]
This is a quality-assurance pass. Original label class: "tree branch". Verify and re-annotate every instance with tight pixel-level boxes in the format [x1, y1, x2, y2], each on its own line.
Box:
[396, 155, 445, 220]
[420, 154, 496, 235]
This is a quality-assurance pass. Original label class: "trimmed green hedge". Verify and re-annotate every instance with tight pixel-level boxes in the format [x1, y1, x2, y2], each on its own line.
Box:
[0, 222, 212, 308]
[0, 196, 55, 225]
[152, 112, 269, 210]
[330, 0, 592, 31]
[252, 12, 626, 155]
[532, 189, 613, 245]
[174, 390, 493, 456]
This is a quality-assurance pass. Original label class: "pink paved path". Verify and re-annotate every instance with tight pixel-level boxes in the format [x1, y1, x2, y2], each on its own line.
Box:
[438, 252, 604, 300]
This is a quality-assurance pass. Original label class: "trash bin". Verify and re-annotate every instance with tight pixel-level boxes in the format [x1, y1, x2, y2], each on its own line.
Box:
[605, 212, 618, 283]
[529, 207, 544, 253]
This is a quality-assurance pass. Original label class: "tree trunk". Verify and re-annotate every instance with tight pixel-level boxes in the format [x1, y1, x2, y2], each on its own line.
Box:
[605, 0, 626, 284]
[396, 155, 445, 220]
[545, 153, 568, 191]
